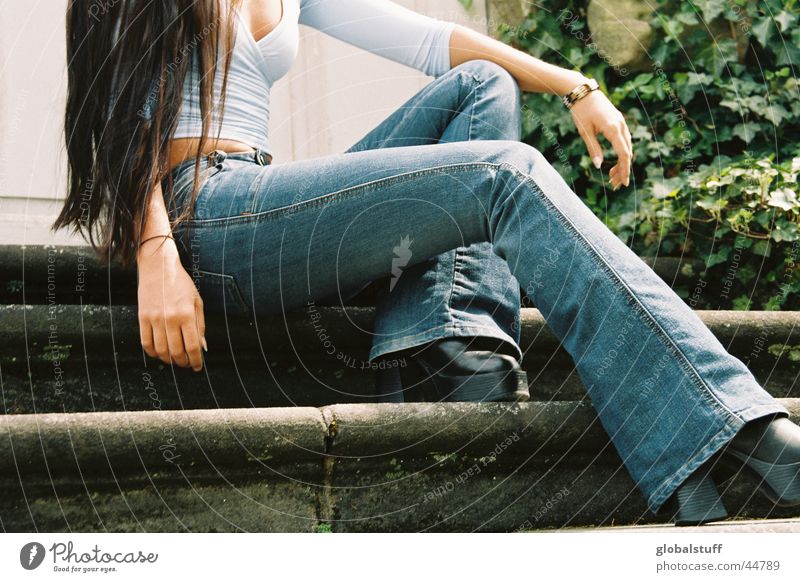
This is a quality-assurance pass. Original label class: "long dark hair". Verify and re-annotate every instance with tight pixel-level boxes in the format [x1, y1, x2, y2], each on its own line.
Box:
[54, 0, 238, 265]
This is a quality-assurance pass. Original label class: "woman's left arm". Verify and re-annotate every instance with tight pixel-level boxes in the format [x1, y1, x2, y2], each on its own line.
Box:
[450, 25, 632, 189]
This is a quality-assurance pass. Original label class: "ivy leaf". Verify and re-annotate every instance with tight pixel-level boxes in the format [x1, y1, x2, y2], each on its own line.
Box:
[733, 122, 762, 143]
[752, 240, 772, 257]
[676, 72, 713, 102]
[675, 10, 700, 25]
[774, 11, 795, 32]
[707, 248, 731, 267]
[695, 0, 727, 22]
[765, 104, 791, 126]
[767, 188, 799, 211]
[751, 17, 774, 47]
[771, 222, 800, 243]
[696, 38, 738, 77]
[652, 177, 683, 199]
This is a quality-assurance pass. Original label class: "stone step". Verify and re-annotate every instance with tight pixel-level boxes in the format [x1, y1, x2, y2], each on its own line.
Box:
[2, 401, 799, 532]
[0, 244, 703, 305]
[1, 305, 797, 413]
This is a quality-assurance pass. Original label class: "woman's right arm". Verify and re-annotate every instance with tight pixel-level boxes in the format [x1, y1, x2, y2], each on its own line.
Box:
[137, 183, 207, 372]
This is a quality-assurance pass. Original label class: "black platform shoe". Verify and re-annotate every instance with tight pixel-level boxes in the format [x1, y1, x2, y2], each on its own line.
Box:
[374, 337, 529, 403]
[720, 415, 800, 506]
[669, 415, 800, 526]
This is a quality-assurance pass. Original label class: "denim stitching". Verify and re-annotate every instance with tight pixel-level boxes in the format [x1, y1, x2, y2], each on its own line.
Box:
[498, 162, 740, 421]
[198, 269, 249, 314]
[369, 323, 521, 361]
[446, 246, 462, 330]
[247, 166, 271, 214]
[185, 162, 495, 227]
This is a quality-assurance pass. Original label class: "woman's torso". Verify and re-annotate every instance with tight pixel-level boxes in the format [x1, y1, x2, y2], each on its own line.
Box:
[168, 0, 296, 170]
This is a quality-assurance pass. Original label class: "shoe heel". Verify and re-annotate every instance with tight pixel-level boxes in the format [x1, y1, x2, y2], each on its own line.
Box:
[672, 470, 728, 526]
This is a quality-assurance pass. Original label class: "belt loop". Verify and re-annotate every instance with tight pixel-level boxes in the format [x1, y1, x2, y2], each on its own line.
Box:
[255, 148, 267, 166]
[207, 149, 227, 166]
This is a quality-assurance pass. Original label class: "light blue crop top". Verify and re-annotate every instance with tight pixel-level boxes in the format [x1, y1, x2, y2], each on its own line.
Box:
[173, 0, 456, 156]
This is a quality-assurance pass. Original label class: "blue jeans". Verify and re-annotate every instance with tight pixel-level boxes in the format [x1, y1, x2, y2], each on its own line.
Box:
[167, 60, 788, 514]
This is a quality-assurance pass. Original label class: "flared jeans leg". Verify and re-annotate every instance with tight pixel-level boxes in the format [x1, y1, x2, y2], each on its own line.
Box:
[180, 134, 788, 516]
[342, 60, 525, 363]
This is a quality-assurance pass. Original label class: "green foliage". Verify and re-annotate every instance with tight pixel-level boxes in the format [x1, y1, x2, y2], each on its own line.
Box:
[500, 0, 800, 309]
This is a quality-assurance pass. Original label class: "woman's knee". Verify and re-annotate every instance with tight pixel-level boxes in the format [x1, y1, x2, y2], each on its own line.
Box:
[454, 60, 520, 99]
[454, 59, 516, 86]
[480, 140, 542, 174]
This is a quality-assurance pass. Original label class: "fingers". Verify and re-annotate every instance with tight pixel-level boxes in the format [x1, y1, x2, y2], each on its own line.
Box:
[177, 297, 207, 372]
[181, 321, 203, 372]
[153, 323, 170, 365]
[623, 123, 633, 160]
[141, 311, 203, 371]
[603, 125, 632, 190]
[166, 312, 190, 368]
[195, 297, 207, 353]
[139, 319, 157, 359]
[577, 124, 604, 169]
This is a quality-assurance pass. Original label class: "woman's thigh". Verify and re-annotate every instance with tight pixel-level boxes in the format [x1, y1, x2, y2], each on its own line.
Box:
[178, 139, 528, 316]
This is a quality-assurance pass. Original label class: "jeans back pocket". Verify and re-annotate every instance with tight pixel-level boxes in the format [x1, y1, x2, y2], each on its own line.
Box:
[195, 270, 250, 316]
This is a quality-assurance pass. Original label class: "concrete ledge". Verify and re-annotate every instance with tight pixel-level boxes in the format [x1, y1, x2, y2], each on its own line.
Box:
[4, 304, 798, 362]
[324, 401, 606, 458]
[2, 401, 800, 532]
[2, 304, 795, 414]
[1, 407, 328, 475]
[0, 245, 703, 304]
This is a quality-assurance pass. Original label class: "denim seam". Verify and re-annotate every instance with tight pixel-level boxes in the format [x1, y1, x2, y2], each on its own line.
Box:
[447, 71, 484, 326]
[197, 269, 249, 315]
[464, 73, 476, 142]
[497, 162, 741, 422]
[369, 323, 521, 361]
[446, 247, 462, 330]
[247, 167, 270, 214]
[184, 162, 496, 227]
[466, 71, 486, 142]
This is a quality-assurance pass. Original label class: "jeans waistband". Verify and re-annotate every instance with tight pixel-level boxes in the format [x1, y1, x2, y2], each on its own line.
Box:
[170, 148, 272, 178]
[207, 148, 272, 166]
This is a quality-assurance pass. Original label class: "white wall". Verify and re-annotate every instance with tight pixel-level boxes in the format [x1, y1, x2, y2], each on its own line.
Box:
[0, 0, 486, 245]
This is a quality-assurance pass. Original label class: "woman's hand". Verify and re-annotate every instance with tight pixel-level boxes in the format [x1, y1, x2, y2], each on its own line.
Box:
[569, 89, 633, 190]
[137, 238, 207, 372]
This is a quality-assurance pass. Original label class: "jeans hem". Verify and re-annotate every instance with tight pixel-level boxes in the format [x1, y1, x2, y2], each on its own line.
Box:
[368, 324, 522, 362]
[646, 402, 791, 514]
